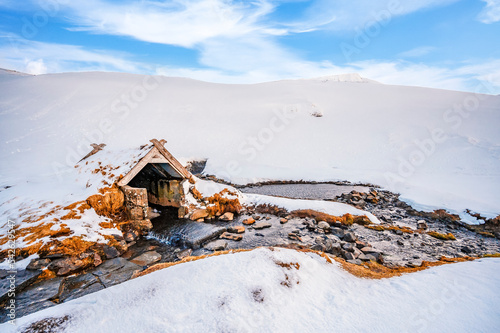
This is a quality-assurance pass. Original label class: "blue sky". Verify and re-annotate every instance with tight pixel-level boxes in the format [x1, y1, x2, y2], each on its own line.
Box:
[0, 0, 499, 93]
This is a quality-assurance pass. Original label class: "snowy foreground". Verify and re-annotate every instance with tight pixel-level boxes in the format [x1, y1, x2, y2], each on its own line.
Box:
[1, 70, 499, 223]
[2, 248, 499, 333]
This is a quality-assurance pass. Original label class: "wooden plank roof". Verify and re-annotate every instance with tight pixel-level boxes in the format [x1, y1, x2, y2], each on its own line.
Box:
[118, 139, 192, 186]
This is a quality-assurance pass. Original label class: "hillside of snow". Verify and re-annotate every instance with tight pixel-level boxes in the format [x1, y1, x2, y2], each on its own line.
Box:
[2, 248, 499, 333]
[0, 70, 499, 225]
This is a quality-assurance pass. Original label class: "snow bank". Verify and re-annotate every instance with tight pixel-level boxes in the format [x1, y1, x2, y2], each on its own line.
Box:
[3, 248, 499, 332]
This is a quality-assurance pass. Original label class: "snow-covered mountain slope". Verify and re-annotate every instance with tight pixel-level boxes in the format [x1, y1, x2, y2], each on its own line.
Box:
[0, 70, 499, 222]
[2, 248, 499, 332]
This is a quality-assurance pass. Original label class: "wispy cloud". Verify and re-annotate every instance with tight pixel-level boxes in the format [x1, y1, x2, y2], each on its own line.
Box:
[0, 34, 147, 74]
[59, 0, 278, 48]
[397, 46, 436, 58]
[295, 0, 460, 32]
[478, 0, 500, 23]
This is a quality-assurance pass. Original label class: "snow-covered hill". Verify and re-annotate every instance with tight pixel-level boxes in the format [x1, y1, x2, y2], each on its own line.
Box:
[0, 70, 499, 224]
[2, 248, 499, 332]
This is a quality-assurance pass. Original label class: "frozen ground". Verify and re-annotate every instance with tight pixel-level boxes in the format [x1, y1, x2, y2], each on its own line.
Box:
[2, 248, 499, 333]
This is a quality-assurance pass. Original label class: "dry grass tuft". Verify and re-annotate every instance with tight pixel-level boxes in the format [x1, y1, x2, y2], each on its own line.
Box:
[290, 210, 371, 226]
[427, 231, 456, 240]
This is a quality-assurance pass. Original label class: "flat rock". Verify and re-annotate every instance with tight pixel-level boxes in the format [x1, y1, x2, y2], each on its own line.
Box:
[54, 273, 103, 303]
[253, 222, 272, 230]
[219, 212, 234, 221]
[0, 269, 42, 304]
[220, 232, 243, 241]
[204, 240, 228, 251]
[242, 218, 255, 225]
[228, 226, 245, 234]
[26, 258, 51, 270]
[343, 232, 357, 243]
[130, 251, 162, 266]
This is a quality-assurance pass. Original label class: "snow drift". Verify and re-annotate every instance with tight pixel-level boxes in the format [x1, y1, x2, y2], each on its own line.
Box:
[2, 248, 499, 332]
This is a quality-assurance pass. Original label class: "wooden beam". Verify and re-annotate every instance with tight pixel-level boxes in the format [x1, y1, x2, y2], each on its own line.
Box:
[150, 139, 192, 179]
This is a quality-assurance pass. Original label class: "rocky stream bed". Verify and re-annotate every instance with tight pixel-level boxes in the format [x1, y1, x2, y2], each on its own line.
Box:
[2, 183, 499, 323]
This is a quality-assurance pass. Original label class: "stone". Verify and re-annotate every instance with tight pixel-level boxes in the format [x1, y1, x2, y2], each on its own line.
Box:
[347, 259, 362, 265]
[358, 254, 377, 261]
[343, 232, 357, 243]
[407, 260, 423, 268]
[417, 220, 428, 230]
[49, 256, 93, 276]
[255, 233, 265, 237]
[220, 232, 243, 241]
[0, 269, 42, 304]
[342, 243, 356, 252]
[253, 221, 272, 229]
[310, 244, 324, 251]
[176, 249, 193, 260]
[204, 240, 228, 251]
[26, 258, 51, 270]
[328, 243, 343, 256]
[343, 251, 356, 261]
[242, 217, 255, 225]
[318, 221, 330, 230]
[54, 273, 104, 303]
[228, 226, 245, 234]
[93, 253, 103, 267]
[331, 227, 345, 238]
[124, 230, 139, 242]
[129, 219, 153, 233]
[219, 212, 234, 221]
[101, 245, 120, 259]
[461, 246, 473, 254]
[130, 251, 162, 266]
[280, 218, 288, 224]
[190, 208, 209, 221]
[288, 233, 303, 242]
[252, 215, 261, 220]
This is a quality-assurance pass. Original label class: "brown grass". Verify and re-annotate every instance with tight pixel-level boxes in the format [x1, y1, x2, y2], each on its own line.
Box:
[427, 231, 456, 240]
[290, 210, 371, 226]
[365, 225, 415, 233]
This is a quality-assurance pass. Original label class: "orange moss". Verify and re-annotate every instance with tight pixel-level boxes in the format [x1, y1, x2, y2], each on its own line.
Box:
[427, 231, 456, 240]
[87, 185, 126, 220]
[190, 187, 203, 200]
[365, 225, 414, 234]
[60, 210, 81, 220]
[204, 189, 242, 217]
[290, 210, 371, 226]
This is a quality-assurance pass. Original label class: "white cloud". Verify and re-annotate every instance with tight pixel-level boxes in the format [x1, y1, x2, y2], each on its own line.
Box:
[397, 46, 435, 58]
[60, 0, 277, 48]
[295, 0, 460, 32]
[478, 0, 500, 23]
[0, 35, 147, 74]
[25, 59, 47, 75]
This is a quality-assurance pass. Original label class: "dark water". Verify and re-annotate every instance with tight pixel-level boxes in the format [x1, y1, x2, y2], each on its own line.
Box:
[239, 183, 370, 200]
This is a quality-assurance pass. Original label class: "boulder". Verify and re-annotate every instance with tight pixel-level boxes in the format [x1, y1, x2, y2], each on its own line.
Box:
[280, 218, 288, 224]
[190, 208, 209, 221]
[130, 251, 162, 266]
[124, 230, 139, 243]
[49, 256, 93, 276]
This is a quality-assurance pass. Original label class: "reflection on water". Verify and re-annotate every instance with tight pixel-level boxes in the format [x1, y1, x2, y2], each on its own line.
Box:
[239, 183, 370, 200]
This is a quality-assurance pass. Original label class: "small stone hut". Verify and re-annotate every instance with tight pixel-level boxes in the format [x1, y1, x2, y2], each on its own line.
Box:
[118, 139, 193, 220]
